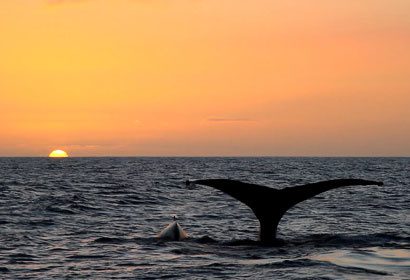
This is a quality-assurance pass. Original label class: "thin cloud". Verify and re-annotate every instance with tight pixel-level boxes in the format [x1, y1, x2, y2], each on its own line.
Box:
[207, 118, 255, 123]
[47, 0, 87, 5]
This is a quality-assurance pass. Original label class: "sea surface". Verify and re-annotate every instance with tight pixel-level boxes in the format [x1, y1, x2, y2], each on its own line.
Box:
[0, 157, 409, 279]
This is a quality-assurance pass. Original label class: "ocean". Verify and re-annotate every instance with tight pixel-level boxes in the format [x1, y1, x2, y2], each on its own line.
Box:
[0, 157, 409, 279]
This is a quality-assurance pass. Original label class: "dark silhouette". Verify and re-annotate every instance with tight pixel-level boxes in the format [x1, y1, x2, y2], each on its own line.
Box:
[187, 179, 383, 244]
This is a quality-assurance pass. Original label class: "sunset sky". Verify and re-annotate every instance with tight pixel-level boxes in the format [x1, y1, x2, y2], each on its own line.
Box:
[1, 0, 409, 156]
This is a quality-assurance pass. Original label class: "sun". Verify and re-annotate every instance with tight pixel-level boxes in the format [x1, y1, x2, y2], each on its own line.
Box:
[49, 150, 69, 158]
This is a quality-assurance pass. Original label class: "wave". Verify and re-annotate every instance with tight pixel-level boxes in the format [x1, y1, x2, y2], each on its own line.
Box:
[67, 254, 108, 260]
[8, 253, 37, 264]
[45, 205, 76, 215]
[258, 258, 390, 276]
[92, 237, 130, 244]
[156, 233, 409, 249]
[0, 267, 10, 273]
[26, 219, 55, 227]
[289, 233, 410, 248]
[89, 232, 409, 250]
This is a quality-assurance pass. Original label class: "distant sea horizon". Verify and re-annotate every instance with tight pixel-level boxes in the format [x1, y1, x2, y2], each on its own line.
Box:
[1, 155, 410, 158]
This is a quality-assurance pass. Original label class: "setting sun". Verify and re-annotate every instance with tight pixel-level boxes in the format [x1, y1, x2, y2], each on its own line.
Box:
[0, 1, 409, 157]
[49, 150, 69, 158]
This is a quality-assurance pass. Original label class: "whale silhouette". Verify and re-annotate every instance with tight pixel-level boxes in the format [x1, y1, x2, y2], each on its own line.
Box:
[187, 179, 383, 244]
[157, 216, 188, 241]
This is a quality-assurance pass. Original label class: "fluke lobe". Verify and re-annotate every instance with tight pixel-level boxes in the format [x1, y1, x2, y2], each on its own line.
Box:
[187, 179, 383, 244]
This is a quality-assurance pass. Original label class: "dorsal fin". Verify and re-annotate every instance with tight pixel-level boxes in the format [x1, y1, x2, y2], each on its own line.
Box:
[191, 179, 383, 243]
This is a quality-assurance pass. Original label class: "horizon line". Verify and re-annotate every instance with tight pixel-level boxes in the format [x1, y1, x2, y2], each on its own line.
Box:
[0, 155, 409, 158]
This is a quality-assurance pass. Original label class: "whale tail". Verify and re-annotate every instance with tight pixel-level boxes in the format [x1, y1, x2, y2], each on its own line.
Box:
[190, 179, 383, 243]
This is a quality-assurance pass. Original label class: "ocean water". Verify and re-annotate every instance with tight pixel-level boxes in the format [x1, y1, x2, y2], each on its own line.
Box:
[0, 157, 409, 279]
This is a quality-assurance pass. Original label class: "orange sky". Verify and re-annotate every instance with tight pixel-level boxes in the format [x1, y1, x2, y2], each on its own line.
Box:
[1, 0, 409, 156]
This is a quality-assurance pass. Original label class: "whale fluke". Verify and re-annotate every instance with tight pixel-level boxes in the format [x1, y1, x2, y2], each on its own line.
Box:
[189, 179, 383, 243]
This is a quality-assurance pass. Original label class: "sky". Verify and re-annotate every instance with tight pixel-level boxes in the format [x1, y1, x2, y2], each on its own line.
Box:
[0, 0, 409, 156]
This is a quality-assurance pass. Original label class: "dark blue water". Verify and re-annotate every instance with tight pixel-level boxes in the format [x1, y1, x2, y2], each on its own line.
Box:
[0, 157, 409, 279]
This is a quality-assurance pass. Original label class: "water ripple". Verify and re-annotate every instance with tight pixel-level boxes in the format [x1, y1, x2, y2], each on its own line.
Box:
[0, 157, 408, 279]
